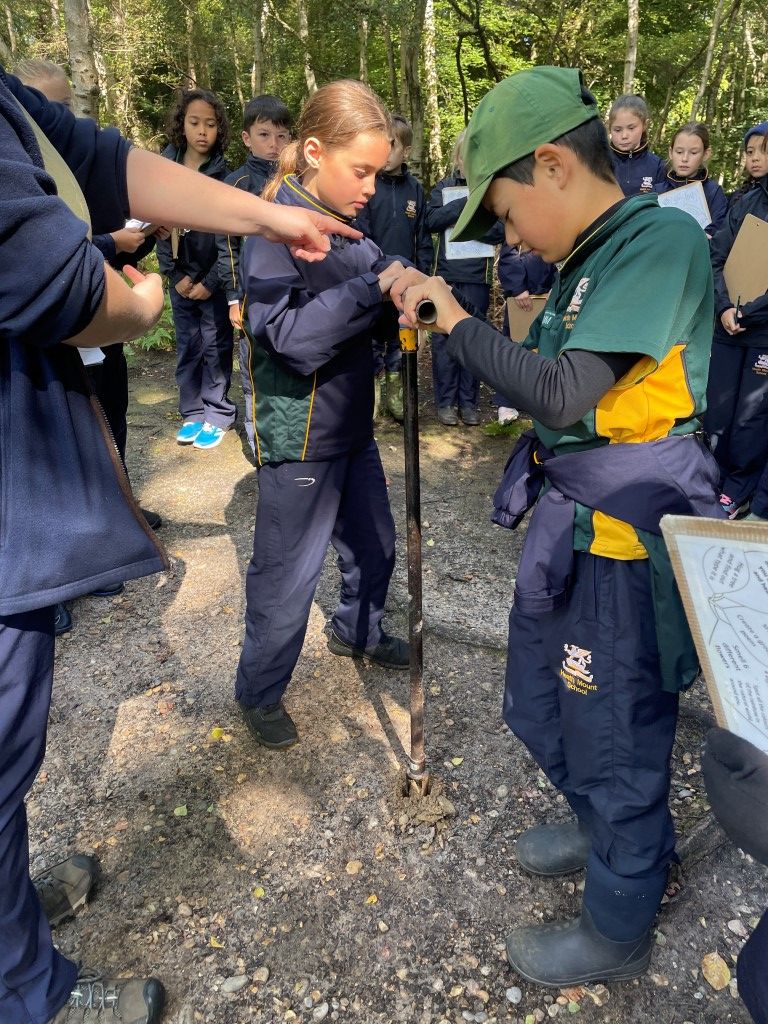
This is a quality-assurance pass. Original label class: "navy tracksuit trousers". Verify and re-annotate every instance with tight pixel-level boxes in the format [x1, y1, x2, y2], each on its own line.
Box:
[169, 289, 236, 430]
[505, 553, 678, 941]
[431, 283, 490, 410]
[0, 608, 77, 1023]
[752, 461, 768, 519]
[705, 340, 768, 506]
[236, 441, 396, 708]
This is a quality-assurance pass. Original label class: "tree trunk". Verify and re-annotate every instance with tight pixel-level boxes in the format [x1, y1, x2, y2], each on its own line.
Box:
[690, 0, 729, 119]
[623, 0, 639, 93]
[185, 1, 197, 87]
[358, 13, 369, 83]
[399, 0, 427, 177]
[382, 16, 399, 111]
[62, 0, 100, 119]
[423, 0, 442, 181]
[251, 0, 266, 95]
[297, 0, 317, 94]
[4, 5, 17, 55]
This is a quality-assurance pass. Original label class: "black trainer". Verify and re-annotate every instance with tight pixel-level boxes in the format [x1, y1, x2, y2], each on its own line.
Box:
[437, 406, 458, 426]
[506, 905, 653, 988]
[327, 629, 409, 670]
[515, 820, 591, 876]
[49, 971, 164, 1023]
[33, 854, 98, 928]
[239, 701, 298, 749]
[54, 603, 73, 637]
[90, 581, 125, 598]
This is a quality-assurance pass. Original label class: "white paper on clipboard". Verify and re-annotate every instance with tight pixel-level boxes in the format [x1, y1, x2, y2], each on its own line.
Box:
[656, 181, 711, 230]
[660, 514, 768, 754]
[443, 186, 494, 260]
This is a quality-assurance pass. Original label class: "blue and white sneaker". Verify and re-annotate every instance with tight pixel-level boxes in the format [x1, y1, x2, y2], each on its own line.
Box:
[176, 420, 204, 445]
[193, 422, 226, 450]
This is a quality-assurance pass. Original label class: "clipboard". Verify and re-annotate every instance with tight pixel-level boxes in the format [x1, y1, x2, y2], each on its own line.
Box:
[506, 295, 549, 342]
[443, 185, 494, 260]
[660, 514, 768, 754]
[656, 180, 711, 230]
[723, 214, 768, 304]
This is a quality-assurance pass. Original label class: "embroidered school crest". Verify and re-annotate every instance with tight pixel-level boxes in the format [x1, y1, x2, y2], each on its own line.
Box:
[566, 277, 590, 314]
[753, 353, 768, 376]
[560, 643, 598, 695]
[640, 176, 654, 192]
[405, 199, 417, 219]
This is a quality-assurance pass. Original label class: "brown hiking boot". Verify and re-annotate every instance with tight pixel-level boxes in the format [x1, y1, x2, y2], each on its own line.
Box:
[49, 971, 164, 1023]
[33, 854, 98, 928]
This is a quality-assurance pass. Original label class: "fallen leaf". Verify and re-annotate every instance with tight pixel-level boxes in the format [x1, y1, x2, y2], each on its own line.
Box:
[208, 936, 225, 949]
[365, 893, 378, 905]
[559, 988, 585, 1001]
[208, 726, 224, 741]
[426, 538, 435, 547]
[173, 805, 188, 817]
[346, 860, 363, 875]
[252, 886, 265, 899]
[451, 757, 464, 766]
[702, 952, 731, 990]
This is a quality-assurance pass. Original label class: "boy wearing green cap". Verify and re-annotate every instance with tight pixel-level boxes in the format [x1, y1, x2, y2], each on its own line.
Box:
[391, 67, 723, 986]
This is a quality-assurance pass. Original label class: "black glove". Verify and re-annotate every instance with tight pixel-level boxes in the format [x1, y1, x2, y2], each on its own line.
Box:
[702, 727, 768, 866]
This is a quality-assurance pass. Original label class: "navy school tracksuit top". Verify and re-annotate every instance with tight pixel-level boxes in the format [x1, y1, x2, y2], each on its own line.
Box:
[155, 143, 228, 292]
[356, 165, 434, 273]
[239, 176, 399, 464]
[609, 142, 666, 196]
[0, 67, 166, 614]
[217, 152, 277, 304]
[426, 174, 505, 285]
[710, 174, 768, 348]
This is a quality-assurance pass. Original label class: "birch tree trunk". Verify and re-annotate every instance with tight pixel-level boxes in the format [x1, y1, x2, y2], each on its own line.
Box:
[251, 0, 266, 95]
[623, 0, 639, 93]
[399, 0, 427, 177]
[297, 0, 317, 94]
[358, 13, 369, 83]
[423, 0, 442, 181]
[4, 5, 17, 55]
[185, 1, 197, 87]
[63, 0, 100, 119]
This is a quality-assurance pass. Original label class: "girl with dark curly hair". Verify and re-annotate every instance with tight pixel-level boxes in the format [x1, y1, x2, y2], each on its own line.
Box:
[157, 88, 236, 450]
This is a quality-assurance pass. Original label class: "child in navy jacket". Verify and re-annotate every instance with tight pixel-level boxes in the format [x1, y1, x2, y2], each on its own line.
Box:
[157, 88, 235, 451]
[357, 114, 434, 421]
[608, 94, 665, 195]
[654, 121, 727, 236]
[706, 171, 768, 517]
[426, 131, 504, 426]
[235, 80, 410, 752]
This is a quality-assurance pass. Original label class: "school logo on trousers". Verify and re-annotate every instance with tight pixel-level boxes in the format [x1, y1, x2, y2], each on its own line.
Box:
[753, 353, 768, 376]
[560, 643, 598, 695]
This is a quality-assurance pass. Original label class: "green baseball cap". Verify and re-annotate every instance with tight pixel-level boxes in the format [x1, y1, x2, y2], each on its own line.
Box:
[452, 66, 600, 242]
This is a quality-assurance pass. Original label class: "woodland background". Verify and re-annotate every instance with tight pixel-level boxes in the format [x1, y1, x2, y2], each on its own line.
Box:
[3, 0, 767, 189]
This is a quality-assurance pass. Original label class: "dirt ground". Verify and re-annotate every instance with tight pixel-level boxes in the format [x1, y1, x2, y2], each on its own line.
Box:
[32, 346, 767, 1024]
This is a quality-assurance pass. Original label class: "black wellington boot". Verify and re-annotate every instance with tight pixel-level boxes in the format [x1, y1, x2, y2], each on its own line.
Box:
[506, 905, 653, 988]
[515, 820, 591, 876]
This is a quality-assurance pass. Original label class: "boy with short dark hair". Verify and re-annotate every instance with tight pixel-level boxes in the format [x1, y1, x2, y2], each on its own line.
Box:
[357, 114, 433, 421]
[216, 94, 292, 454]
[217, 94, 292, 328]
[392, 66, 723, 987]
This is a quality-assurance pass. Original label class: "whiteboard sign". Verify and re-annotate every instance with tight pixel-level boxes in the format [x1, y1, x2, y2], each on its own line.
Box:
[661, 515, 768, 753]
[656, 181, 712, 231]
[443, 186, 494, 260]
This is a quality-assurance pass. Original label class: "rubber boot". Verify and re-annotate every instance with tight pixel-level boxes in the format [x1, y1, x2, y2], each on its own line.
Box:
[385, 370, 404, 422]
[515, 820, 591, 876]
[505, 904, 652, 988]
